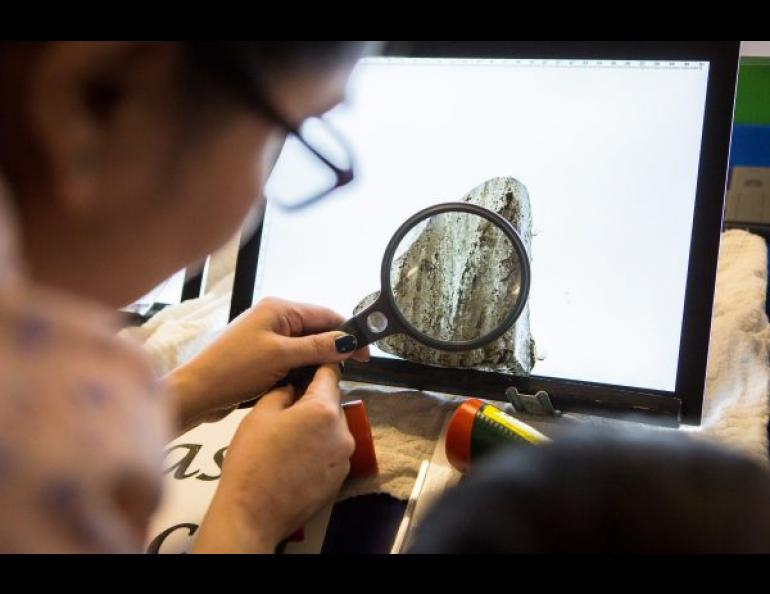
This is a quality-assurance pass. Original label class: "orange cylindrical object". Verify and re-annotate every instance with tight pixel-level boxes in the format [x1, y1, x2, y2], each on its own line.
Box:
[445, 398, 485, 474]
[342, 400, 378, 478]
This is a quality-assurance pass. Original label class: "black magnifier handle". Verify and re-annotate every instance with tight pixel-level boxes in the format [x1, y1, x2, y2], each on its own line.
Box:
[237, 292, 398, 410]
[275, 300, 398, 396]
[237, 364, 337, 410]
[235, 304, 378, 410]
[337, 292, 400, 350]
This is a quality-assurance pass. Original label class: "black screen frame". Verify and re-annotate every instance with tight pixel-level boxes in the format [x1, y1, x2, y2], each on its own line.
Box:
[230, 41, 740, 427]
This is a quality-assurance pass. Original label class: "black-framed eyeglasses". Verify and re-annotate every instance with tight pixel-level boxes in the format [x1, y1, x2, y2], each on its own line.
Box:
[232, 80, 356, 212]
[186, 42, 358, 212]
[262, 110, 356, 212]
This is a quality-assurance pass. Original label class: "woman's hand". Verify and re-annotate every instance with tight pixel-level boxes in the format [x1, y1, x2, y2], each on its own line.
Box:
[192, 364, 355, 553]
[165, 297, 369, 433]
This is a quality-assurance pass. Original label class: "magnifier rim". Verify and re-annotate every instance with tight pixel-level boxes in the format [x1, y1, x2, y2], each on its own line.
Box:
[381, 202, 531, 352]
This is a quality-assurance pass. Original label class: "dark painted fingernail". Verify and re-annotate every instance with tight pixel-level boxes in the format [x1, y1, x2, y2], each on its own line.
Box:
[335, 334, 358, 354]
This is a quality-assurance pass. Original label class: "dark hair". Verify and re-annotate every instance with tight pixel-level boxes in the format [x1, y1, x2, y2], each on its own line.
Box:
[187, 41, 373, 71]
[180, 41, 375, 110]
[409, 429, 770, 554]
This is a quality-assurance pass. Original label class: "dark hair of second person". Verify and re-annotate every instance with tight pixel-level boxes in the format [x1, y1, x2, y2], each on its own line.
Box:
[410, 430, 770, 554]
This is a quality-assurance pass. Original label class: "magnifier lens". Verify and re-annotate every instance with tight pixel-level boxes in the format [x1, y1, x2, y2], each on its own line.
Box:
[389, 211, 523, 344]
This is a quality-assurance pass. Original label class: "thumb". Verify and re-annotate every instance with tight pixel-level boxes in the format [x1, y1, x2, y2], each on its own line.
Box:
[254, 385, 295, 413]
[281, 332, 358, 369]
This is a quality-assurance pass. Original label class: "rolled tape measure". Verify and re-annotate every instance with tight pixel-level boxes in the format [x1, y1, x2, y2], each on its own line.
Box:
[342, 400, 378, 479]
[446, 399, 550, 473]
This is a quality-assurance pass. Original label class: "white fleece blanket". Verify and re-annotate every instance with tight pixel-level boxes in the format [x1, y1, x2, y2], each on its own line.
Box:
[698, 230, 770, 461]
[120, 237, 239, 376]
[133, 230, 770, 503]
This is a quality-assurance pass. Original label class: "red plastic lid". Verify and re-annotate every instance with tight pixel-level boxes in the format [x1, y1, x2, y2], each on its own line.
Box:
[342, 400, 379, 479]
[445, 398, 485, 473]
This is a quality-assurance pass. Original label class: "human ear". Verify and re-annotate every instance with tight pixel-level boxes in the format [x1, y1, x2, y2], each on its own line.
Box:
[25, 41, 177, 219]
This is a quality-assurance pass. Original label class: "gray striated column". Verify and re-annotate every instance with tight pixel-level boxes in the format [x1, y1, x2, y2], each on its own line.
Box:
[354, 177, 535, 375]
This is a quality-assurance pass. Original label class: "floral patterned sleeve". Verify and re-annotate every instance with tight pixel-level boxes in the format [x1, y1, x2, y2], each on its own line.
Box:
[0, 178, 172, 553]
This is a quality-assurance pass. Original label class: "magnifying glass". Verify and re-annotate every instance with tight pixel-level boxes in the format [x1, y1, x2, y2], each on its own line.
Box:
[338, 202, 531, 352]
[240, 202, 530, 406]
